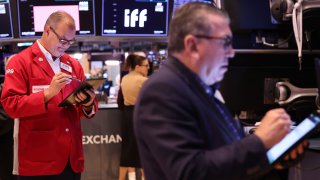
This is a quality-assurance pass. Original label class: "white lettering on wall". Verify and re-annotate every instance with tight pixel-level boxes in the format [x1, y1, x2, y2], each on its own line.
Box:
[82, 134, 122, 145]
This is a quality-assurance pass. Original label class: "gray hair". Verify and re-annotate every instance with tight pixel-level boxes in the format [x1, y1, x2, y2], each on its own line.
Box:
[168, 2, 230, 53]
[44, 11, 76, 30]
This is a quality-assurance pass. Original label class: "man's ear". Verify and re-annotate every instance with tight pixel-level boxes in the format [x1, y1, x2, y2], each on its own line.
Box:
[43, 26, 50, 36]
[184, 35, 200, 60]
[184, 35, 198, 53]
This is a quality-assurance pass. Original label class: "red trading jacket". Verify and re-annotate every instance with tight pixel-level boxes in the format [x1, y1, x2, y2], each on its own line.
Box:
[1, 42, 98, 176]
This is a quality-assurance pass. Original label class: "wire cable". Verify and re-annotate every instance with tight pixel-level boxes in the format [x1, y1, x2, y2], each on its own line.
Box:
[293, 0, 304, 70]
[261, 32, 294, 47]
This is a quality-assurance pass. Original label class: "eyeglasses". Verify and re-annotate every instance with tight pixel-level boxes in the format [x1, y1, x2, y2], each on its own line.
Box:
[140, 64, 150, 68]
[193, 34, 233, 49]
[50, 27, 76, 46]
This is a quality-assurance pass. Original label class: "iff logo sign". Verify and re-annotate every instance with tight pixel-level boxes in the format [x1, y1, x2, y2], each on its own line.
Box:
[124, 9, 147, 27]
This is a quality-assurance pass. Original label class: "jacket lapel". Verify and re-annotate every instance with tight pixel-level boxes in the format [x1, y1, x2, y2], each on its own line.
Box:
[31, 42, 55, 77]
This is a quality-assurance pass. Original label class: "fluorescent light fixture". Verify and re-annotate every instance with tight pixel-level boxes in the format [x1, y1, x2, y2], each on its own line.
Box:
[105, 60, 120, 66]
[17, 42, 33, 47]
[72, 53, 83, 59]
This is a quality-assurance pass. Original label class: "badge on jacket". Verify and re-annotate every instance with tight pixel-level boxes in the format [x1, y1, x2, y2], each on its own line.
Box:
[60, 62, 72, 73]
[32, 85, 49, 93]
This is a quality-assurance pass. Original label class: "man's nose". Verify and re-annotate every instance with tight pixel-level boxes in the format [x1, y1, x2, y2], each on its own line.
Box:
[225, 46, 235, 58]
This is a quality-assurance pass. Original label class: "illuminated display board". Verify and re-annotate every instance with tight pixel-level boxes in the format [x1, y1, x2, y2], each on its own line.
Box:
[102, 0, 168, 36]
[17, 0, 96, 37]
[0, 0, 13, 39]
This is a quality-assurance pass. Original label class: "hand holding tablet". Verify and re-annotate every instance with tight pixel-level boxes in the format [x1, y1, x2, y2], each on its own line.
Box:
[267, 113, 320, 165]
[58, 78, 106, 107]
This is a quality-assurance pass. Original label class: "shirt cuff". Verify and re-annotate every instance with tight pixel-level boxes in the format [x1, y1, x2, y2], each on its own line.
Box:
[82, 105, 95, 118]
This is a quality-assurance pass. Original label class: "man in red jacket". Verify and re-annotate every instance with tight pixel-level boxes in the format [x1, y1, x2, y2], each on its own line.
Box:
[1, 11, 97, 180]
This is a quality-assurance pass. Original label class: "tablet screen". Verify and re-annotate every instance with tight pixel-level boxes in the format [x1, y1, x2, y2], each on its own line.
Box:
[58, 78, 106, 107]
[266, 115, 319, 164]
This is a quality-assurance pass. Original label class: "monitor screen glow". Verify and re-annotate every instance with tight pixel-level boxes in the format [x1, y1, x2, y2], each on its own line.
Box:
[17, 0, 95, 37]
[173, 0, 213, 12]
[33, 5, 80, 32]
[102, 0, 168, 37]
[0, 0, 13, 39]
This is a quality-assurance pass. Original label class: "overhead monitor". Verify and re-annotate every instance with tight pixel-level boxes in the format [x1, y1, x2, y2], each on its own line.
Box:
[102, 0, 168, 37]
[0, 0, 13, 39]
[314, 58, 320, 106]
[223, 0, 278, 31]
[17, 0, 96, 38]
[172, 0, 215, 14]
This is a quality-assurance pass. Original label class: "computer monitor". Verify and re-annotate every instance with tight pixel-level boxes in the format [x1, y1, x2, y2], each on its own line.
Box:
[17, 0, 96, 38]
[0, 0, 13, 39]
[222, 0, 278, 31]
[102, 0, 168, 37]
[172, 0, 214, 15]
[314, 58, 320, 105]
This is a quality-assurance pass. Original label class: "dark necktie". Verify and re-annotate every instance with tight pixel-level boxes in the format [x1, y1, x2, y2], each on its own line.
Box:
[202, 83, 244, 140]
[211, 97, 244, 140]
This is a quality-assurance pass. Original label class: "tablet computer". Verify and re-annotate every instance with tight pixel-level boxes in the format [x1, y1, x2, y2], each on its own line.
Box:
[266, 113, 320, 165]
[58, 78, 106, 107]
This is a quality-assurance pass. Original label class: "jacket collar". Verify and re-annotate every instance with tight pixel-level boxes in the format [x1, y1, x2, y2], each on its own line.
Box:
[166, 55, 219, 97]
[31, 42, 55, 77]
[30, 42, 71, 76]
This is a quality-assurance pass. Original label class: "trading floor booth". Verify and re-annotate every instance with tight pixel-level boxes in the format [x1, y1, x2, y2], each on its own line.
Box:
[81, 106, 122, 180]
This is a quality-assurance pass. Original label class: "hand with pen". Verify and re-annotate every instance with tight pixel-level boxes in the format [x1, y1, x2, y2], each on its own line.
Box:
[44, 72, 96, 108]
[44, 72, 72, 103]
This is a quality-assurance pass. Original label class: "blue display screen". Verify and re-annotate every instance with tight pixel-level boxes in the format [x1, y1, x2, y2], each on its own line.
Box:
[0, 0, 13, 39]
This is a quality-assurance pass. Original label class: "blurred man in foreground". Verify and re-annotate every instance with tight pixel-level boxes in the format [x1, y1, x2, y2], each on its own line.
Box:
[133, 2, 307, 180]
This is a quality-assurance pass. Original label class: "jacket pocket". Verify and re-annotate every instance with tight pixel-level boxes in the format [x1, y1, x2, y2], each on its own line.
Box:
[29, 78, 50, 94]
[25, 130, 57, 162]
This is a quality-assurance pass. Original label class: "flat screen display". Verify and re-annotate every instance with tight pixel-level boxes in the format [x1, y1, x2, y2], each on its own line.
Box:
[173, 0, 213, 14]
[315, 58, 320, 101]
[102, 0, 168, 37]
[0, 0, 13, 39]
[223, 0, 277, 31]
[17, 0, 96, 37]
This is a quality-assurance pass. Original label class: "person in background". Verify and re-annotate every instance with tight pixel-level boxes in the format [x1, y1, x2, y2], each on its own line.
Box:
[133, 2, 307, 180]
[1, 11, 97, 180]
[118, 54, 149, 180]
[0, 83, 14, 180]
[0, 55, 16, 180]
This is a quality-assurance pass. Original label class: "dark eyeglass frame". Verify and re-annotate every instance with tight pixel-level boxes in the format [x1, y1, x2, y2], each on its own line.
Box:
[139, 64, 150, 68]
[193, 34, 233, 49]
[49, 27, 76, 46]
